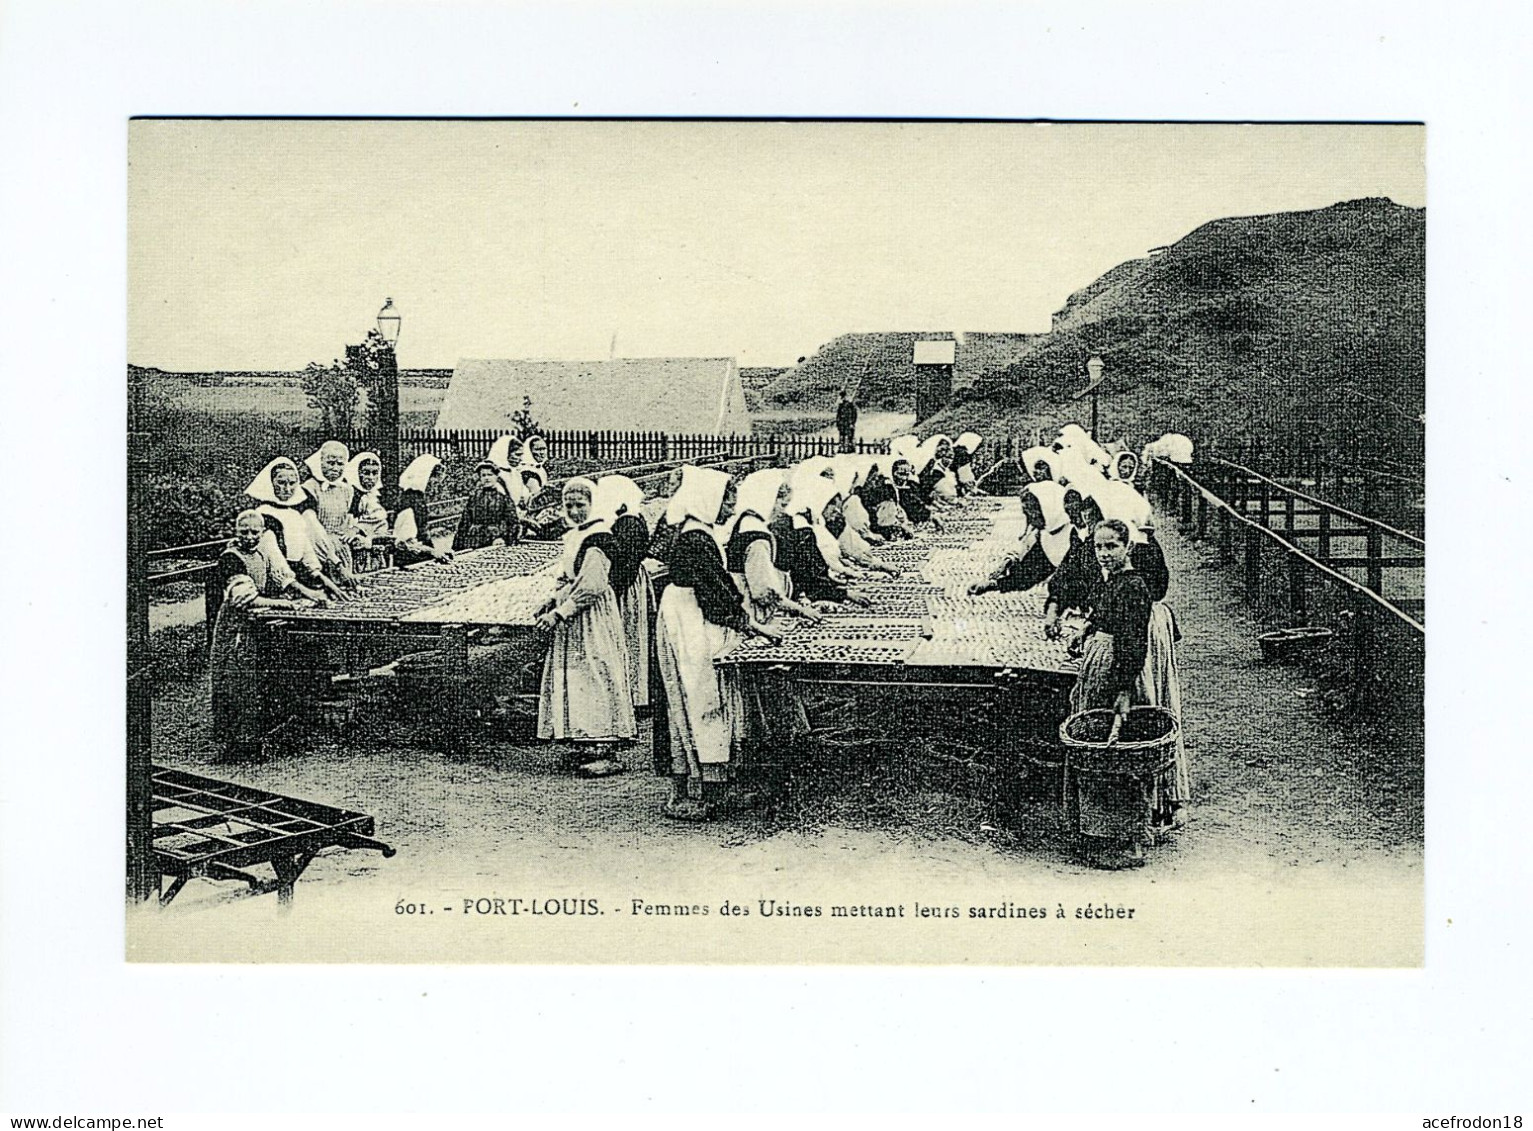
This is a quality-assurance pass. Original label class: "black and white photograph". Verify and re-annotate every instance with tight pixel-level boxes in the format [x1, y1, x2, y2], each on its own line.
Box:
[8, 0, 1533, 1120]
[124, 120, 1425, 965]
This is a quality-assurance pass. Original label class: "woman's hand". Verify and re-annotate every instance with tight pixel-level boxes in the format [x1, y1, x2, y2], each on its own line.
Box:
[431, 547, 454, 562]
[492, 538, 506, 547]
[846, 592, 873, 609]
[534, 611, 559, 633]
[967, 581, 992, 596]
[754, 624, 784, 644]
[1113, 690, 1131, 718]
[1043, 612, 1062, 640]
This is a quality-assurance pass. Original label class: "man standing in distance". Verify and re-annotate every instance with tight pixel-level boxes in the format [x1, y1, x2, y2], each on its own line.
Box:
[836, 388, 859, 454]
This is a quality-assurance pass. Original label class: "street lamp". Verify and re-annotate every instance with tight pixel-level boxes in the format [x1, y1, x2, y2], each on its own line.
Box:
[375, 298, 402, 508]
[377, 297, 401, 346]
[1074, 354, 1107, 438]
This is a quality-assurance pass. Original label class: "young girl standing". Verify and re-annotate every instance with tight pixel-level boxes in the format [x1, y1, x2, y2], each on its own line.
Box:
[455, 460, 521, 550]
[534, 477, 636, 776]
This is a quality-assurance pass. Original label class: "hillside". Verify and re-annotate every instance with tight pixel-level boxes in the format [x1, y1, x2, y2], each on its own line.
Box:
[928, 198, 1425, 461]
[762, 330, 1041, 413]
[739, 365, 787, 410]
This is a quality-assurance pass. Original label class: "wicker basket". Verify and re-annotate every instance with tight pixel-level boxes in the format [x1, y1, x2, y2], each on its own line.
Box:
[1058, 706, 1178, 777]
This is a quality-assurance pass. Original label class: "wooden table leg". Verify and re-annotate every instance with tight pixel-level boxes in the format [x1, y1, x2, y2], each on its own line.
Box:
[440, 623, 471, 758]
[271, 849, 317, 907]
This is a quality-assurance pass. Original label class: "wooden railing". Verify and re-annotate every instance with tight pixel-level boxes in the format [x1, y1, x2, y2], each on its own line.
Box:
[1147, 457, 1423, 719]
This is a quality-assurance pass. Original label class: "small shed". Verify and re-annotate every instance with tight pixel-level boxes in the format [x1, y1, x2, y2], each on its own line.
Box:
[912, 339, 956, 422]
[436, 356, 751, 434]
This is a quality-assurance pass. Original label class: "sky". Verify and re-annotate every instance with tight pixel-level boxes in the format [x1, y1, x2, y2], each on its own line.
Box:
[128, 120, 1424, 371]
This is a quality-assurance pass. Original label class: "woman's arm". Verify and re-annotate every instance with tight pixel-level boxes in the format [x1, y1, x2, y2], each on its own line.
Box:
[742, 537, 784, 611]
[1107, 578, 1152, 694]
[557, 545, 612, 619]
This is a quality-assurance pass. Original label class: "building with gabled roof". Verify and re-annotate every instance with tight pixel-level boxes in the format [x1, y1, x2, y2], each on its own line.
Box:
[436, 356, 751, 434]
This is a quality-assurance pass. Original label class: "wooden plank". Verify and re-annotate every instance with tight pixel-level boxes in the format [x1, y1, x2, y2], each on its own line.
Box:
[1321, 556, 1423, 569]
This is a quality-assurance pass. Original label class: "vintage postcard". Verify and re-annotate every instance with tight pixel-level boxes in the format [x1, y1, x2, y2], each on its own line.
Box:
[126, 119, 1425, 965]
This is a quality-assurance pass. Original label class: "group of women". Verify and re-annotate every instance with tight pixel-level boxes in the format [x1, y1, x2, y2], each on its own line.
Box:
[208, 424, 1188, 848]
[971, 424, 1192, 857]
[209, 436, 552, 756]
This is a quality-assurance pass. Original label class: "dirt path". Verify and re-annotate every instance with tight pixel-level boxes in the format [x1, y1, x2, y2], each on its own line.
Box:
[138, 504, 1423, 963]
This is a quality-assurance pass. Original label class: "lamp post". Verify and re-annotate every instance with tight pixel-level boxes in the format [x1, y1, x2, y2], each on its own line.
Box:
[376, 298, 402, 509]
[1085, 355, 1105, 438]
[1073, 354, 1107, 439]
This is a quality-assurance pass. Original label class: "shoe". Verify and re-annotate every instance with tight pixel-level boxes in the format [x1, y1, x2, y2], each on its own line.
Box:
[662, 797, 710, 822]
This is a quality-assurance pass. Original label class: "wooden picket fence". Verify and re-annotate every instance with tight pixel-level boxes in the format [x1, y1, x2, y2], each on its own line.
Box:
[333, 427, 1037, 466]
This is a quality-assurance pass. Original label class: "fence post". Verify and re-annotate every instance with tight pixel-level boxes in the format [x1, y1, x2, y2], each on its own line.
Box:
[1350, 598, 1373, 712]
[1179, 476, 1193, 526]
[587, 431, 599, 460]
[1197, 489, 1209, 541]
[1219, 507, 1232, 561]
[1366, 525, 1384, 595]
[1257, 476, 1270, 526]
[1288, 549, 1306, 622]
[1318, 509, 1332, 561]
[1244, 524, 1262, 599]
[1284, 490, 1295, 535]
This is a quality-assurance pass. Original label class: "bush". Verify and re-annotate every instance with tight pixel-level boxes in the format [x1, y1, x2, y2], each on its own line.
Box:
[146, 477, 247, 548]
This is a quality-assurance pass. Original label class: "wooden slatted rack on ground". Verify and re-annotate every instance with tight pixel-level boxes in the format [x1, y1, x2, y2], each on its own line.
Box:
[152, 766, 394, 905]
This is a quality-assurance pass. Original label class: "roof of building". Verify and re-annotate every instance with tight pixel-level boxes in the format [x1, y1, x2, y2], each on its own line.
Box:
[435, 356, 751, 434]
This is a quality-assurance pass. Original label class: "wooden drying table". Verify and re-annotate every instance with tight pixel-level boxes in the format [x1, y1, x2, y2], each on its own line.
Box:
[152, 766, 395, 905]
[248, 543, 564, 755]
[707, 496, 1080, 785]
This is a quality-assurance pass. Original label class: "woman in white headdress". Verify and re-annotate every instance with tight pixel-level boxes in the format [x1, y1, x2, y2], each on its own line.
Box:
[719, 467, 815, 783]
[208, 510, 324, 758]
[517, 436, 551, 499]
[344, 451, 389, 544]
[302, 440, 366, 545]
[592, 474, 654, 710]
[723, 468, 819, 624]
[1027, 481, 1074, 566]
[795, 468, 891, 580]
[951, 432, 985, 494]
[1019, 446, 1060, 484]
[914, 434, 959, 505]
[1093, 484, 1189, 830]
[486, 434, 530, 507]
[533, 477, 636, 775]
[830, 455, 884, 545]
[773, 465, 863, 604]
[967, 487, 1060, 597]
[244, 458, 347, 600]
[654, 466, 781, 820]
[393, 454, 453, 566]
